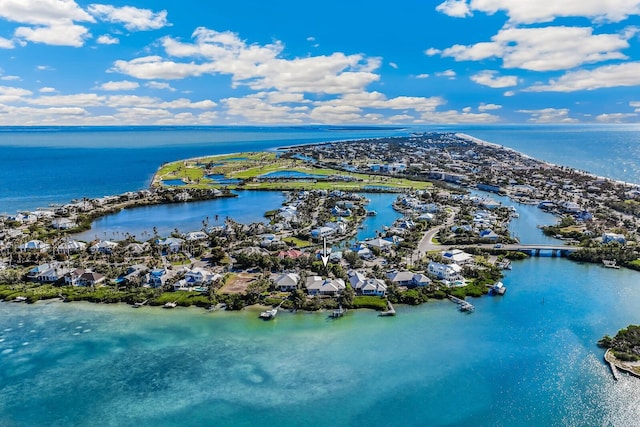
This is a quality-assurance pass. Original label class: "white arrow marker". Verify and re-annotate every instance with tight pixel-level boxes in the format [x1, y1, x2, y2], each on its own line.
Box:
[321, 237, 329, 267]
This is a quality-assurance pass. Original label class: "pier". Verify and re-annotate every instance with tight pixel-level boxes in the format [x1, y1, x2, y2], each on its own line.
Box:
[380, 301, 396, 317]
[448, 295, 475, 312]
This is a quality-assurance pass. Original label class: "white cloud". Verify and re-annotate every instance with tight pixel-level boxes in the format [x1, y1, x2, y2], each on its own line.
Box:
[0, 85, 32, 103]
[111, 27, 381, 95]
[145, 81, 176, 91]
[389, 62, 398, 69]
[15, 24, 89, 47]
[0, 0, 94, 26]
[88, 4, 169, 31]
[436, 0, 640, 24]
[0, 75, 20, 81]
[28, 93, 106, 107]
[517, 108, 578, 123]
[470, 70, 518, 88]
[528, 62, 640, 92]
[96, 34, 119, 45]
[595, 113, 637, 123]
[39, 87, 56, 93]
[0, 36, 14, 49]
[432, 26, 633, 71]
[223, 95, 308, 124]
[414, 73, 430, 79]
[478, 103, 502, 111]
[435, 0, 472, 18]
[36, 65, 53, 71]
[97, 80, 140, 91]
[503, 90, 515, 97]
[435, 69, 456, 78]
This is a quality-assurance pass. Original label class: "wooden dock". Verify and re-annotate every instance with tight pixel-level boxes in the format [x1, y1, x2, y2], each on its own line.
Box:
[448, 295, 475, 312]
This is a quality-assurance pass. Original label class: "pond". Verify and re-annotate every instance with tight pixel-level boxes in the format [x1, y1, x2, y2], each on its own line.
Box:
[161, 179, 186, 187]
[259, 170, 328, 179]
[73, 190, 285, 241]
[206, 174, 242, 185]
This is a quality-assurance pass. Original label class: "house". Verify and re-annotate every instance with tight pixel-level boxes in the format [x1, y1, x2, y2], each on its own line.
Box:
[117, 264, 148, 284]
[157, 237, 184, 253]
[272, 272, 301, 292]
[427, 261, 463, 282]
[278, 249, 309, 260]
[363, 237, 393, 251]
[51, 218, 77, 230]
[145, 268, 169, 288]
[185, 231, 208, 241]
[18, 240, 50, 252]
[479, 229, 499, 241]
[441, 249, 473, 265]
[57, 239, 87, 254]
[386, 271, 415, 286]
[174, 267, 221, 291]
[89, 240, 118, 254]
[310, 226, 336, 240]
[411, 273, 431, 287]
[78, 271, 106, 287]
[64, 268, 85, 286]
[305, 276, 345, 296]
[602, 233, 626, 245]
[125, 242, 150, 255]
[348, 271, 386, 296]
[26, 263, 63, 282]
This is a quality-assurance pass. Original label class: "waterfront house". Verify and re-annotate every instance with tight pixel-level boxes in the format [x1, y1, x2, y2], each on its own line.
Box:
[386, 270, 415, 287]
[479, 229, 499, 241]
[26, 263, 67, 283]
[272, 272, 301, 292]
[64, 268, 85, 286]
[145, 268, 169, 288]
[305, 276, 345, 296]
[78, 271, 106, 287]
[363, 237, 393, 251]
[51, 218, 77, 230]
[174, 267, 221, 291]
[427, 261, 463, 282]
[117, 264, 148, 285]
[18, 240, 50, 252]
[348, 271, 386, 296]
[411, 273, 432, 287]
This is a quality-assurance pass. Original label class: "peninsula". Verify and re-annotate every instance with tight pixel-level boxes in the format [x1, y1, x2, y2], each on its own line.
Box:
[1, 132, 639, 314]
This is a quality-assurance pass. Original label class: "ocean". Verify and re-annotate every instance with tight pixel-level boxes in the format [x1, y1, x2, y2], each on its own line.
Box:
[1, 125, 640, 426]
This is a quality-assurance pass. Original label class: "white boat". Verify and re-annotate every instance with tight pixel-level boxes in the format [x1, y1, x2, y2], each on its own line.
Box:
[366, 210, 377, 216]
[14, 296, 27, 302]
[602, 260, 620, 269]
[260, 308, 278, 320]
[163, 301, 177, 308]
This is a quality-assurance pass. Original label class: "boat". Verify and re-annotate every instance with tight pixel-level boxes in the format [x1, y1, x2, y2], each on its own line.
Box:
[260, 308, 278, 320]
[602, 259, 621, 269]
[366, 210, 377, 216]
[490, 281, 507, 295]
[163, 301, 177, 308]
[14, 296, 27, 302]
[459, 301, 475, 312]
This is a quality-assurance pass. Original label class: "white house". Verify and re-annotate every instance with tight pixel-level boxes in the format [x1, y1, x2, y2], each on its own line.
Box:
[51, 218, 77, 230]
[602, 233, 626, 245]
[18, 240, 50, 252]
[57, 239, 87, 254]
[90, 240, 118, 254]
[441, 249, 473, 265]
[272, 272, 301, 292]
[427, 261, 463, 282]
[306, 276, 345, 296]
[158, 237, 184, 253]
[311, 226, 336, 240]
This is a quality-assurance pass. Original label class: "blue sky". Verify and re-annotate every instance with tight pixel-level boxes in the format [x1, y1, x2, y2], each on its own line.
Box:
[1, 0, 640, 125]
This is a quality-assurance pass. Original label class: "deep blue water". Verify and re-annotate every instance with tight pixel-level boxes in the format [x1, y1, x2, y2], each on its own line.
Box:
[1, 125, 639, 213]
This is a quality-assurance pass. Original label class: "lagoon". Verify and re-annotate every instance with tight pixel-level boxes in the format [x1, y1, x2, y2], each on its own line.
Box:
[73, 191, 285, 241]
[2, 254, 640, 426]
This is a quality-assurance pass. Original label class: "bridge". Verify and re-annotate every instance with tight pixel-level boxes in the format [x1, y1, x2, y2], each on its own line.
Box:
[492, 244, 579, 257]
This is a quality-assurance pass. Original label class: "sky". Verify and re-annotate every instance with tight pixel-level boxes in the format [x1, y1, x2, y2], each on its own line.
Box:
[1, 0, 640, 125]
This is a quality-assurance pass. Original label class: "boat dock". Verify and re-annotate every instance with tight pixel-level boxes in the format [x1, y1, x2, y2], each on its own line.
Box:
[449, 295, 475, 312]
[380, 301, 396, 317]
[605, 349, 620, 381]
[331, 305, 347, 318]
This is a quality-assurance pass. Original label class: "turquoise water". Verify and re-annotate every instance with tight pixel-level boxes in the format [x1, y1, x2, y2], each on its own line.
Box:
[356, 192, 403, 241]
[2, 256, 640, 426]
[2, 125, 640, 425]
[73, 191, 285, 241]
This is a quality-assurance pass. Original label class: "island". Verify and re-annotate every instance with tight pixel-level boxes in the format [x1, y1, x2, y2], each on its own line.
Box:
[1, 132, 639, 316]
[599, 325, 640, 379]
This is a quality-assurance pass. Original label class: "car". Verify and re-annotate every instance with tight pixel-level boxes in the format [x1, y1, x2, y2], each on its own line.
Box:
[493, 244, 503, 248]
